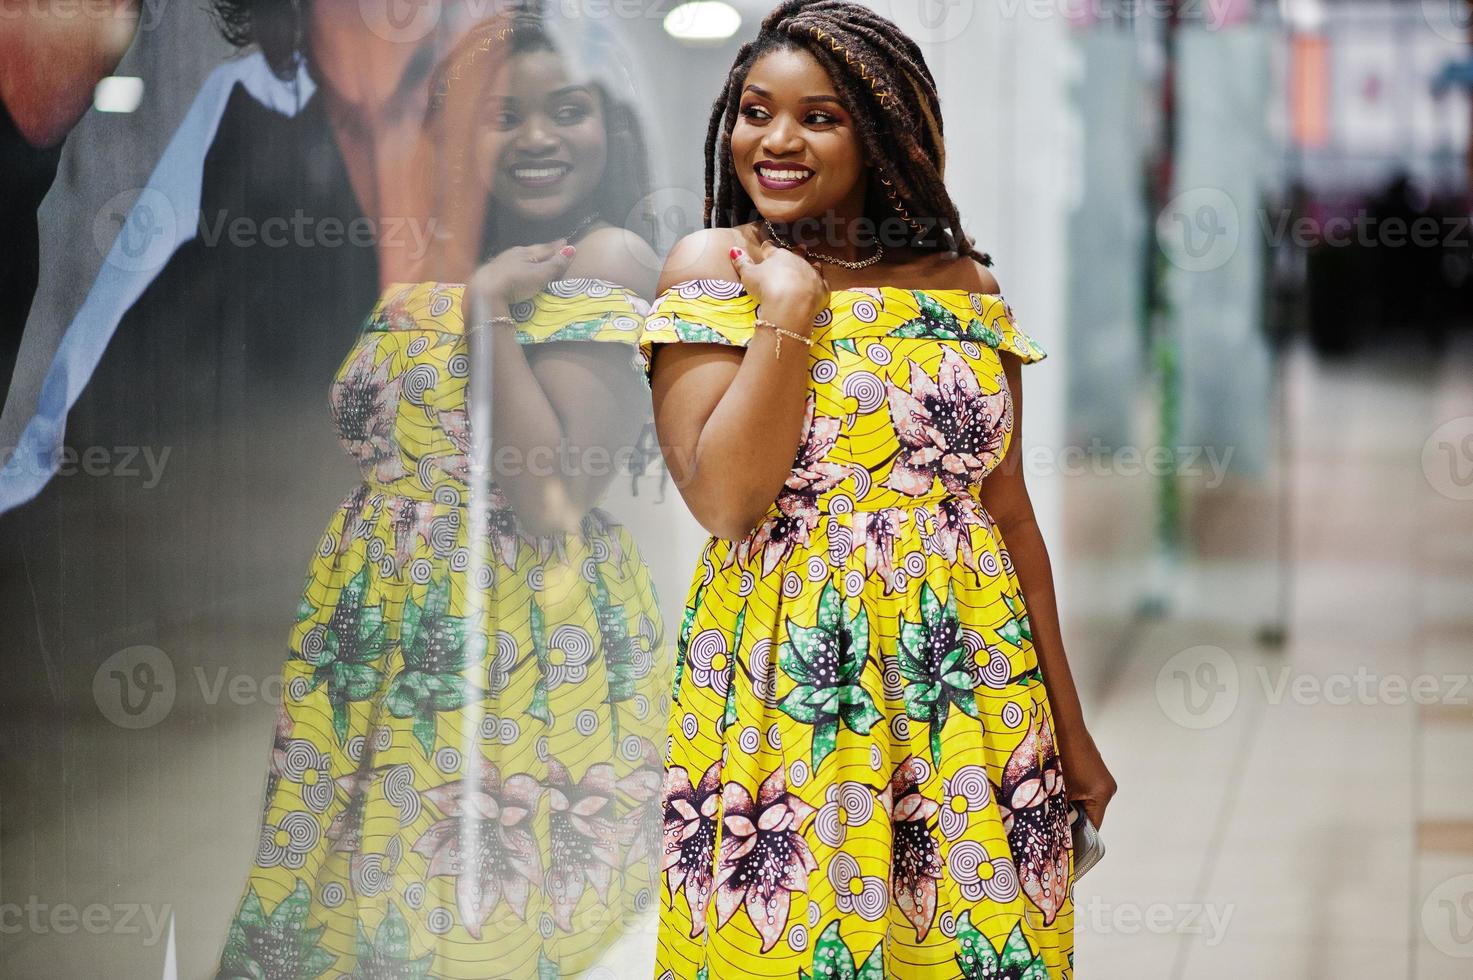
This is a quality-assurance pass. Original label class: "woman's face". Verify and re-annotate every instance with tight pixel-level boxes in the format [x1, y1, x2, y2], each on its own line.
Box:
[730, 46, 868, 227]
[477, 48, 609, 222]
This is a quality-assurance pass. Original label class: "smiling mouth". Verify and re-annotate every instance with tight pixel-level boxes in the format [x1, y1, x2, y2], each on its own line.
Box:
[509, 163, 572, 189]
[754, 162, 814, 190]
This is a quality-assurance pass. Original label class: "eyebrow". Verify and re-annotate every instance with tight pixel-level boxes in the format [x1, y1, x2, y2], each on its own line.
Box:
[485, 84, 597, 105]
[742, 84, 844, 106]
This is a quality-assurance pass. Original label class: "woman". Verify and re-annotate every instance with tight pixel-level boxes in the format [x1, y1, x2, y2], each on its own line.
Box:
[217, 10, 670, 979]
[638, 2, 1115, 978]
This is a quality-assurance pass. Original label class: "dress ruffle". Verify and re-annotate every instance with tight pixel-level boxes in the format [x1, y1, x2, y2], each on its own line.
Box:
[369, 277, 650, 345]
[637, 278, 1047, 386]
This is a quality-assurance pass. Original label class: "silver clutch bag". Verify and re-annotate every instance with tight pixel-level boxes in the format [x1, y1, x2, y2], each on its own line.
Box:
[1069, 801, 1106, 880]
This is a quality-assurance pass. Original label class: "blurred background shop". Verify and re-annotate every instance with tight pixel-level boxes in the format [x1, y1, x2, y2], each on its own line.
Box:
[0, 0, 1469, 976]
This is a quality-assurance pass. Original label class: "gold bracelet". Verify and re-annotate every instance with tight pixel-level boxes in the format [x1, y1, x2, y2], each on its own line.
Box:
[753, 318, 813, 360]
[470, 314, 517, 336]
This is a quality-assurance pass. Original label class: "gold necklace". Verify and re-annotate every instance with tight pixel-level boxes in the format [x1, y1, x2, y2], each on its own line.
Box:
[565, 210, 600, 243]
[763, 217, 884, 270]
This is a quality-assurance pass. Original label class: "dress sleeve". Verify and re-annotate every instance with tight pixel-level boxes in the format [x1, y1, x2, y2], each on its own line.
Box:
[968, 294, 1048, 364]
[636, 279, 759, 386]
[505, 278, 649, 347]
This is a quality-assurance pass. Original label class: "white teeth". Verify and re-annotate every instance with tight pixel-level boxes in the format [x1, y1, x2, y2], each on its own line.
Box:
[514, 166, 569, 179]
[759, 167, 811, 181]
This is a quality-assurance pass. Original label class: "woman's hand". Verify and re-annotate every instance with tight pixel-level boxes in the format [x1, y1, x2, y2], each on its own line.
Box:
[1059, 728, 1117, 831]
[728, 239, 830, 326]
[471, 240, 578, 308]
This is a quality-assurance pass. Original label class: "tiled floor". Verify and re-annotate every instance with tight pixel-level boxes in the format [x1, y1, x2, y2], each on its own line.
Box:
[1078, 333, 1473, 979]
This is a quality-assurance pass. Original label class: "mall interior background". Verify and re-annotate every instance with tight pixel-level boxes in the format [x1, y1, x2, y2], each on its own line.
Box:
[0, 0, 1470, 976]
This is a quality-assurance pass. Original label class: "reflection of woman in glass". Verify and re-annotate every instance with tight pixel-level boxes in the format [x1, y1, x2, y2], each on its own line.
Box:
[638, 2, 1114, 978]
[217, 9, 668, 979]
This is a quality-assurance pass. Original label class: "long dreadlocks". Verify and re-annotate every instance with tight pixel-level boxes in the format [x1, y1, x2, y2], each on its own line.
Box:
[703, 0, 991, 266]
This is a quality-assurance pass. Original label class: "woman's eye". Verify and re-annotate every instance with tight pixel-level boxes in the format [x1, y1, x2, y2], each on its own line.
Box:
[491, 109, 519, 130]
[555, 104, 591, 125]
[738, 105, 838, 126]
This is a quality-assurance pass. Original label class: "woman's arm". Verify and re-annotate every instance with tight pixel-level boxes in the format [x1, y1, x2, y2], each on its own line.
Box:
[466, 229, 656, 534]
[977, 352, 1118, 829]
[648, 229, 829, 539]
[521, 226, 661, 517]
[468, 255, 580, 535]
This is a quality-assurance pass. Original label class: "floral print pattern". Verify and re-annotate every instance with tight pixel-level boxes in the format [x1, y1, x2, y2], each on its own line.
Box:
[219, 882, 336, 980]
[885, 348, 1011, 497]
[713, 767, 819, 953]
[296, 564, 388, 744]
[662, 762, 722, 938]
[413, 767, 544, 935]
[928, 494, 990, 576]
[332, 341, 408, 484]
[353, 903, 435, 980]
[898, 582, 985, 769]
[219, 280, 668, 980]
[880, 756, 943, 939]
[383, 573, 482, 756]
[802, 920, 885, 980]
[747, 393, 850, 575]
[955, 914, 1052, 980]
[639, 281, 1072, 978]
[994, 708, 1072, 927]
[544, 759, 623, 931]
[776, 580, 882, 771]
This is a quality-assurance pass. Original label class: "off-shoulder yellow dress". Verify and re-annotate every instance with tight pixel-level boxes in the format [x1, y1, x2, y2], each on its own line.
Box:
[637, 279, 1074, 980]
[219, 279, 667, 980]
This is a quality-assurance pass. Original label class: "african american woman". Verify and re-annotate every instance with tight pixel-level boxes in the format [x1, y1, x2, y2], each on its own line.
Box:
[636, 2, 1116, 978]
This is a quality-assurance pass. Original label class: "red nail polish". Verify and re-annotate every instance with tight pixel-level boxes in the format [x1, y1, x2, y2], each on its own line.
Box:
[560, 245, 576, 257]
[729, 246, 743, 260]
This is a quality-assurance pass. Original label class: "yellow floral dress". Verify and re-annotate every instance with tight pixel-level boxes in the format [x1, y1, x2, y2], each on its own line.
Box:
[219, 279, 668, 980]
[637, 279, 1074, 980]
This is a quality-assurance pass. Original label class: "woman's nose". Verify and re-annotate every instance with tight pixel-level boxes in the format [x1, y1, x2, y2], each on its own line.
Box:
[517, 114, 560, 153]
[761, 116, 804, 156]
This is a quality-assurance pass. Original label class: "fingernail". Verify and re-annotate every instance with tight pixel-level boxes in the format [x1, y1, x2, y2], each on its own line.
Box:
[560, 245, 576, 257]
[729, 246, 743, 260]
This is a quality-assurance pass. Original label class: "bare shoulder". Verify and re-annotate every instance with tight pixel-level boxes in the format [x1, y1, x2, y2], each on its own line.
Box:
[921, 252, 1002, 294]
[655, 225, 762, 294]
[565, 224, 661, 299]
